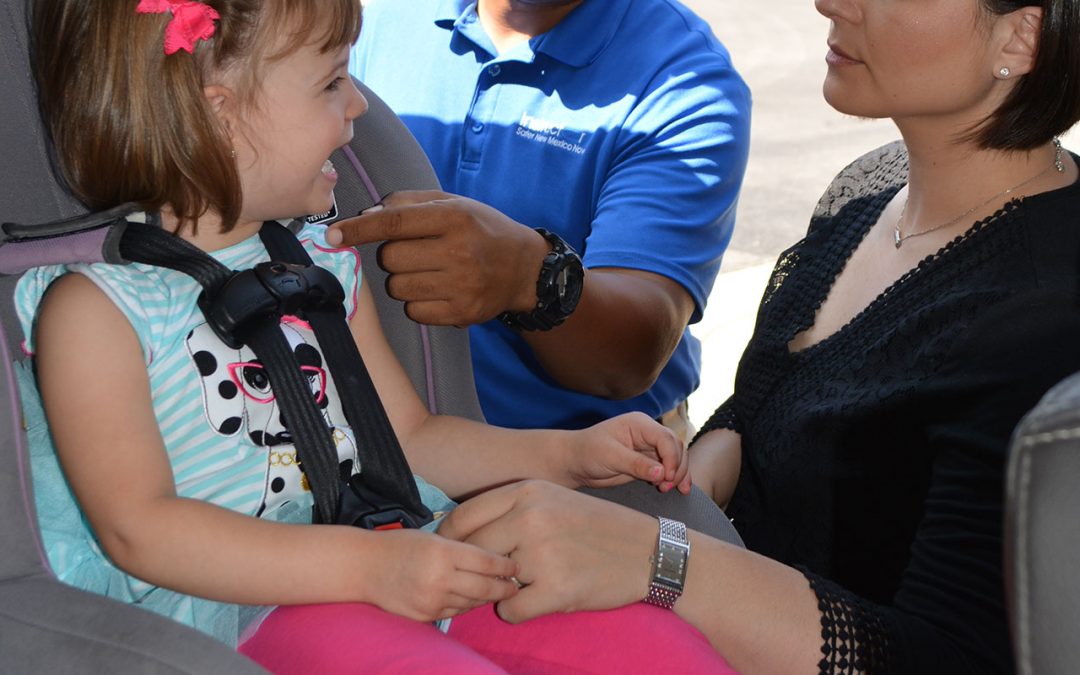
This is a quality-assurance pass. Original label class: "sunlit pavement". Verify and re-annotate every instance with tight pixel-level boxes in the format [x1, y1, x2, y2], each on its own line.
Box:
[683, 0, 1078, 429]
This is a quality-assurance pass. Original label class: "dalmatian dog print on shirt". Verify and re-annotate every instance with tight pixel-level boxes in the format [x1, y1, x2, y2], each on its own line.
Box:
[186, 315, 360, 516]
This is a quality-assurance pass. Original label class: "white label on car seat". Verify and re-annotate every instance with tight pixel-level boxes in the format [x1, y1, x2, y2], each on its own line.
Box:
[306, 192, 339, 225]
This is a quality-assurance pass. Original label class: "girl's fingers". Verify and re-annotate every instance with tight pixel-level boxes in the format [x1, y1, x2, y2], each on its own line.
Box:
[451, 542, 519, 579]
[449, 571, 521, 605]
[624, 413, 685, 482]
[438, 483, 521, 543]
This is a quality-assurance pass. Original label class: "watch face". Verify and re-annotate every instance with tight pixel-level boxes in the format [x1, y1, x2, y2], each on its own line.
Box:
[654, 539, 689, 588]
[554, 259, 584, 312]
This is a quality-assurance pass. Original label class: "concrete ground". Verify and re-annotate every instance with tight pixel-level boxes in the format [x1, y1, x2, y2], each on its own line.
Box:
[680, 0, 1079, 429]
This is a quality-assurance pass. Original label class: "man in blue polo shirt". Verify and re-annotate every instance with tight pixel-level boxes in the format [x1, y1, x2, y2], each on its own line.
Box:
[334, 0, 750, 435]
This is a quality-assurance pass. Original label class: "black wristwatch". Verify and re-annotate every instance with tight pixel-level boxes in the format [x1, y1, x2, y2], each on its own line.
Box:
[497, 228, 584, 331]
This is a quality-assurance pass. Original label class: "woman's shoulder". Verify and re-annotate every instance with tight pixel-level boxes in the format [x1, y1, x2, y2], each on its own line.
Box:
[1016, 163, 1080, 290]
[810, 141, 908, 222]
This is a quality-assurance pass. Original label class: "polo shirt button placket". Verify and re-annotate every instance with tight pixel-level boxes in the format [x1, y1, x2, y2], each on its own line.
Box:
[487, 64, 501, 78]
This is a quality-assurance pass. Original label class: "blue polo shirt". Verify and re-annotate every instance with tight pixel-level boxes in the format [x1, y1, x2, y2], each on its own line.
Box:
[352, 0, 751, 429]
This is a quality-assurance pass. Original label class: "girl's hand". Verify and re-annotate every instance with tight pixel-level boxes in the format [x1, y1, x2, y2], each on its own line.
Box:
[362, 529, 520, 622]
[564, 412, 691, 494]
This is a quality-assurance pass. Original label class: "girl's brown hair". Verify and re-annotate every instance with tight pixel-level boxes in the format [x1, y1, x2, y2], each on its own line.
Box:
[31, 0, 362, 232]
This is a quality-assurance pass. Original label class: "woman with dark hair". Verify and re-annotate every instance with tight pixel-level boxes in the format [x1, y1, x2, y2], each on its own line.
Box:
[440, 0, 1080, 672]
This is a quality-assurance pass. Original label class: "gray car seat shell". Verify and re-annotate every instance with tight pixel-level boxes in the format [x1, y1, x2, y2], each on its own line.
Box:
[0, 0, 265, 669]
[1006, 371, 1080, 675]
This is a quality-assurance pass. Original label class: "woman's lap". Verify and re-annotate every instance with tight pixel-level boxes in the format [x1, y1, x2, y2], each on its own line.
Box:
[449, 602, 734, 674]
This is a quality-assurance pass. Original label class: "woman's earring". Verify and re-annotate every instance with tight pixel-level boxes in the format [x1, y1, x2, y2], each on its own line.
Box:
[230, 148, 237, 159]
[998, 66, 1011, 79]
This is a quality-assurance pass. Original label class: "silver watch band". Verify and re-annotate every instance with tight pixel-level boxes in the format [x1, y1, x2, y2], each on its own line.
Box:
[643, 516, 689, 610]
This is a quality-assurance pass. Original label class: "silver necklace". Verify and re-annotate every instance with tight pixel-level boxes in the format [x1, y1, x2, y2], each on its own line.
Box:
[893, 138, 1065, 249]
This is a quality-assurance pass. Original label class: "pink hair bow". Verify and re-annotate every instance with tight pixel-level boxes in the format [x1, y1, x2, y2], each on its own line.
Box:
[136, 0, 220, 55]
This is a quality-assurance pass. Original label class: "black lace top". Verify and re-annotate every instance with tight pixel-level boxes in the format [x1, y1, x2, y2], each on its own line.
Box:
[699, 142, 1080, 674]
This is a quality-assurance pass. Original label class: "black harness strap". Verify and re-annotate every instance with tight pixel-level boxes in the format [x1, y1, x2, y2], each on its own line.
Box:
[257, 222, 429, 527]
[118, 221, 430, 528]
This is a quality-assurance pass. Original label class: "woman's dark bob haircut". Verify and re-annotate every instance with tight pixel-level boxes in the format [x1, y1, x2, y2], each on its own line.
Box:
[975, 0, 1080, 150]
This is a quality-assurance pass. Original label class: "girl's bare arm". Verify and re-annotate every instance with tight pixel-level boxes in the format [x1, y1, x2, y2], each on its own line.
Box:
[347, 276, 691, 499]
[35, 273, 517, 619]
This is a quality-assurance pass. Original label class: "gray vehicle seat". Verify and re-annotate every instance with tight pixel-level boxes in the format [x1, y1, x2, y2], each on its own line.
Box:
[0, 0, 737, 670]
[0, 0, 265, 671]
[1006, 371, 1080, 675]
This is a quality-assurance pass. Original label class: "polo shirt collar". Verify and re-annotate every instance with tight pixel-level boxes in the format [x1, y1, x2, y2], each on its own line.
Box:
[434, 0, 468, 28]
[433, 0, 631, 67]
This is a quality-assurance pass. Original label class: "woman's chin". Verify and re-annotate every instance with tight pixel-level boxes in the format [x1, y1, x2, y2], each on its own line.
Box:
[822, 87, 886, 121]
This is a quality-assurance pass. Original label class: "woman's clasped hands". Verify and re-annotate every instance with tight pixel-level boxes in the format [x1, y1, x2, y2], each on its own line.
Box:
[365, 412, 688, 624]
[440, 480, 658, 623]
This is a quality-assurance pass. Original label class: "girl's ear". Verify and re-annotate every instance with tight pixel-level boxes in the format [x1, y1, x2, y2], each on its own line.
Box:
[993, 6, 1043, 79]
[203, 84, 236, 135]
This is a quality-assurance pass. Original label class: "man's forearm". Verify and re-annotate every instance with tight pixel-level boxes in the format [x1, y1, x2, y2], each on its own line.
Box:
[521, 268, 694, 399]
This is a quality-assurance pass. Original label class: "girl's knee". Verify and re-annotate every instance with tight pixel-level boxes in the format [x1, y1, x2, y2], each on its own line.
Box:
[240, 603, 507, 674]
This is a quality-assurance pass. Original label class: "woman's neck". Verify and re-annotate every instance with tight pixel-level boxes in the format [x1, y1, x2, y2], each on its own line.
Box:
[896, 124, 1076, 231]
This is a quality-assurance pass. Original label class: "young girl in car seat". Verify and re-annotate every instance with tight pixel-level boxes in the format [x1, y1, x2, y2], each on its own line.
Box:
[19, 1, 733, 672]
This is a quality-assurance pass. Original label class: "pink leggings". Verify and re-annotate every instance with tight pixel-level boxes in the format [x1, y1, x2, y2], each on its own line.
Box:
[239, 602, 735, 674]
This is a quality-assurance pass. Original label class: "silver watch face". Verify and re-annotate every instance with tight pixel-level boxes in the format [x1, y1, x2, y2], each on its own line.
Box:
[654, 539, 689, 588]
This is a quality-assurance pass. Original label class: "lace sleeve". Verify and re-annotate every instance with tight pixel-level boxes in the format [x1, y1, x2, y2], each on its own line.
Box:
[802, 569, 890, 674]
[692, 395, 739, 443]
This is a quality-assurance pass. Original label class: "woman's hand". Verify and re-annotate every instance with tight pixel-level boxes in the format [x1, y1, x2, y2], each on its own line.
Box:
[689, 428, 742, 507]
[361, 529, 521, 622]
[439, 480, 657, 623]
[563, 412, 691, 494]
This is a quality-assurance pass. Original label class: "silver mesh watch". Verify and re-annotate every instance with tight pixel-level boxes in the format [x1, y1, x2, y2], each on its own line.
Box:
[643, 516, 689, 609]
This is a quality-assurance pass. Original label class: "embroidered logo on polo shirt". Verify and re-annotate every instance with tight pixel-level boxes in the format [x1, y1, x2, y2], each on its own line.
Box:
[515, 111, 587, 155]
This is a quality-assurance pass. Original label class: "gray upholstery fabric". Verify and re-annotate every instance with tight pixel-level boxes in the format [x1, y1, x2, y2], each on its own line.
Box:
[0, 0, 82, 357]
[0, 576, 263, 675]
[0, 0, 260, 670]
[1006, 371, 1080, 675]
[0, 0, 80, 586]
[581, 482, 743, 545]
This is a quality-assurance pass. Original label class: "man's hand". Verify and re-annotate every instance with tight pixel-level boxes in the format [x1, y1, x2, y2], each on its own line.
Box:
[327, 191, 695, 401]
[327, 190, 550, 325]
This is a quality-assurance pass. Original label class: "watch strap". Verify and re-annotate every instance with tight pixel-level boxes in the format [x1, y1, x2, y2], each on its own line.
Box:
[643, 516, 689, 610]
[497, 228, 582, 331]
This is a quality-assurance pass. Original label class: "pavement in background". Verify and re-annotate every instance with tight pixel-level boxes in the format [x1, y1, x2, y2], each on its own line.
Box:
[680, 0, 1079, 428]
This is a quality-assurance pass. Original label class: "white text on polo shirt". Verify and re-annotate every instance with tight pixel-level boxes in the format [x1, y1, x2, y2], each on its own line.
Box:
[516, 112, 586, 155]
